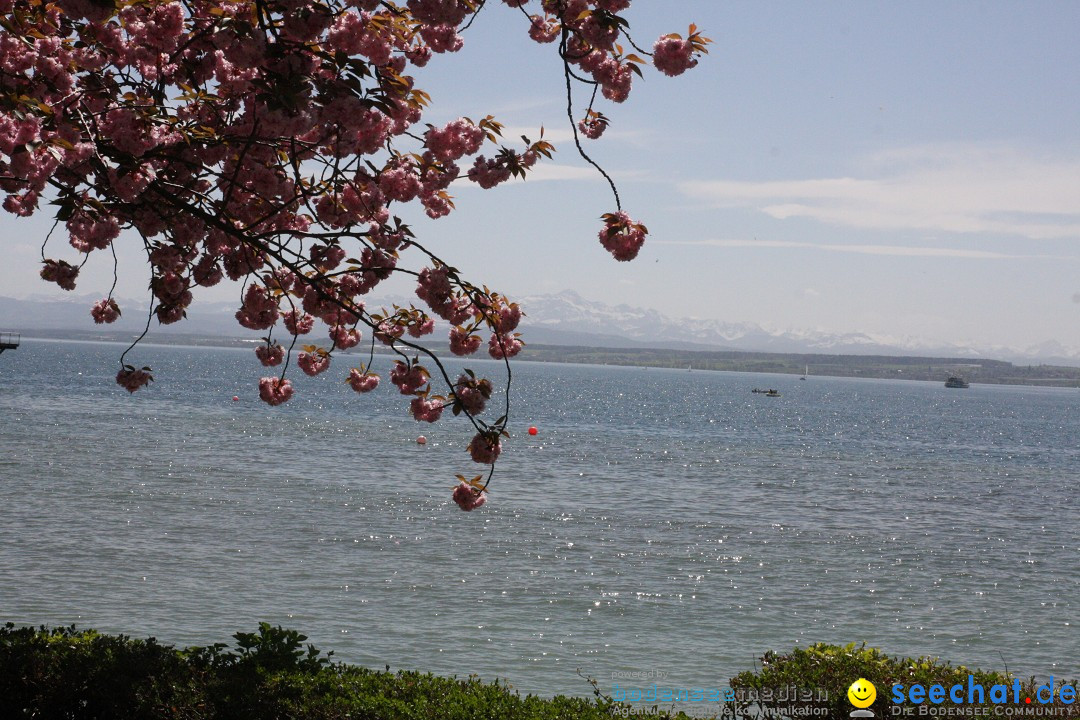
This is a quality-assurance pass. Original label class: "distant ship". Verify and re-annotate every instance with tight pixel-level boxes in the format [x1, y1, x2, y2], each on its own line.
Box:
[945, 376, 970, 389]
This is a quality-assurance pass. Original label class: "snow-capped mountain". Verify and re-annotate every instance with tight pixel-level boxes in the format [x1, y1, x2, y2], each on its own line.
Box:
[2, 290, 1077, 365]
[513, 290, 1080, 364]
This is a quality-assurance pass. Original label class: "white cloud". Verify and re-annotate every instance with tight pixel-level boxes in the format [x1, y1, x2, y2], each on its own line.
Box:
[522, 163, 604, 182]
[497, 125, 647, 147]
[656, 237, 1067, 261]
[679, 145, 1080, 240]
[497, 125, 576, 144]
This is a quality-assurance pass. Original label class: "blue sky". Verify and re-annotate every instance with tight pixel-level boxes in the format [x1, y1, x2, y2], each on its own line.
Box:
[3, 1, 1079, 353]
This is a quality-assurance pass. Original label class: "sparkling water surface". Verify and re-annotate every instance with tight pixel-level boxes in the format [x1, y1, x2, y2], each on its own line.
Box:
[1, 338, 1077, 696]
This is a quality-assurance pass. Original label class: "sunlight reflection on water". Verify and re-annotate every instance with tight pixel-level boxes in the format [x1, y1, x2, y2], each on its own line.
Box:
[1, 339, 1077, 695]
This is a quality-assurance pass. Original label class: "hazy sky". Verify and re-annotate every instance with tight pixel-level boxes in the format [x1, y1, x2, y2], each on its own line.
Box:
[3, 1, 1079, 352]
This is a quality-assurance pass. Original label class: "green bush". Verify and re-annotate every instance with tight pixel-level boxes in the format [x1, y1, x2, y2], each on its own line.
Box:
[4, 627, 1075, 720]
[0, 624, 204, 719]
[0, 623, 689, 719]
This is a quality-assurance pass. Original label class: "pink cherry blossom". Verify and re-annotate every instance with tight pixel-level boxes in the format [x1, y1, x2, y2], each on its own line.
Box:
[527, 14, 560, 43]
[347, 368, 380, 393]
[310, 243, 346, 271]
[410, 396, 444, 423]
[424, 194, 450, 221]
[321, 306, 360, 328]
[449, 326, 482, 356]
[454, 374, 492, 415]
[283, 310, 315, 336]
[329, 325, 362, 350]
[468, 432, 502, 465]
[598, 211, 647, 261]
[234, 284, 279, 330]
[67, 210, 120, 252]
[298, 351, 331, 376]
[390, 361, 429, 394]
[3, 190, 38, 216]
[416, 265, 453, 307]
[56, 0, 115, 23]
[155, 301, 187, 325]
[497, 304, 522, 333]
[40, 259, 79, 291]
[600, 63, 633, 102]
[425, 118, 484, 163]
[452, 481, 487, 511]
[192, 256, 224, 287]
[255, 343, 285, 367]
[2, 0, 709, 492]
[418, 23, 464, 53]
[405, 44, 433, 67]
[578, 115, 608, 140]
[579, 13, 620, 51]
[266, 269, 296, 293]
[258, 376, 294, 406]
[91, 298, 121, 324]
[407, 317, 436, 337]
[327, 11, 393, 66]
[158, 271, 185, 298]
[653, 35, 698, 77]
[549, 0, 588, 26]
[116, 366, 153, 393]
[488, 332, 523, 359]
[467, 156, 512, 189]
[374, 319, 405, 345]
[408, 0, 472, 27]
[379, 161, 423, 202]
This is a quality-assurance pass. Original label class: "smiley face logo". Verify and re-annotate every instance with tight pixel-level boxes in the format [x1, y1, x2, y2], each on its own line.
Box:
[848, 678, 877, 708]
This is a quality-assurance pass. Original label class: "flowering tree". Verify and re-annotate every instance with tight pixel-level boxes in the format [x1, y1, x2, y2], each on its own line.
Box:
[0, 0, 708, 508]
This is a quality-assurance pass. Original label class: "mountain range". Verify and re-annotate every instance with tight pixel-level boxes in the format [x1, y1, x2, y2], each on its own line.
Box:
[1, 290, 1077, 365]
[513, 291, 1080, 365]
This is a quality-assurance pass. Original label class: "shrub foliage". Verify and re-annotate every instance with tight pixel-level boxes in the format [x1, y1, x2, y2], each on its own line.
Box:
[3, 627, 1076, 719]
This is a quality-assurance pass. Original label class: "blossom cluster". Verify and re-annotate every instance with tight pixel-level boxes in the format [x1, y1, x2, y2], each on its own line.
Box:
[599, 211, 648, 262]
[116, 366, 153, 393]
[1, 0, 706, 508]
[452, 481, 487, 511]
[347, 367, 380, 393]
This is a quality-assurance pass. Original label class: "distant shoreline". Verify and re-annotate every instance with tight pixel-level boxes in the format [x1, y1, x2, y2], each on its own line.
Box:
[10, 329, 1080, 388]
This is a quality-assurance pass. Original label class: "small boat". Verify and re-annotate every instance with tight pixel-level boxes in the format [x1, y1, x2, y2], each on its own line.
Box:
[945, 376, 969, 389]
[765, 389, 781, 397]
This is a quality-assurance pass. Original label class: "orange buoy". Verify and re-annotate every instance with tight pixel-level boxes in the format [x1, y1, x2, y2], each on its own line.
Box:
[528, 426, 538, 436]
[416, 436, 427, 445]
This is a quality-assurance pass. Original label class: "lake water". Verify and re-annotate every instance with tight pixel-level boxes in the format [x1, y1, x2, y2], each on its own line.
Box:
[1, 338, 1077, 697]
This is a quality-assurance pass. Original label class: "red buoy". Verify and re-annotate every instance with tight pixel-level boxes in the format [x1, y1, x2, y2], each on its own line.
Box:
[416, 436, 427, 445]
[528, 426, 538, 436]
[232, 396, 239, 402]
